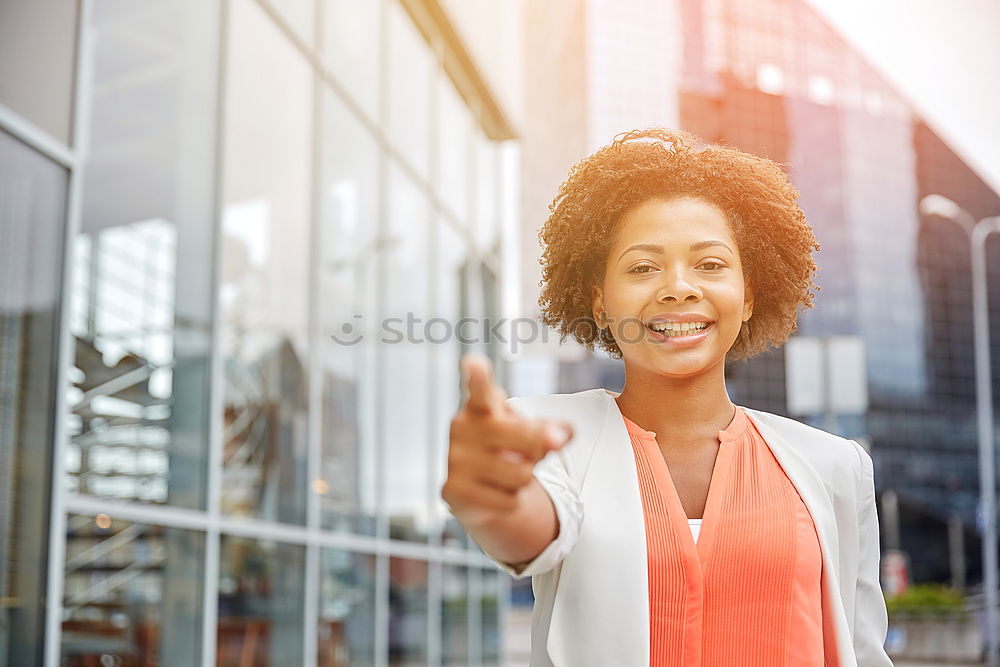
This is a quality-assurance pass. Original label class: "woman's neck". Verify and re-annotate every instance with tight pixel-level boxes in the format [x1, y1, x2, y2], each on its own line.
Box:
[613, 364, 736, 448]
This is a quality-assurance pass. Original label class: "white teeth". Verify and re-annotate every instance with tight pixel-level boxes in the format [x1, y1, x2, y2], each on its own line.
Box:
[649, 321, 710, 333]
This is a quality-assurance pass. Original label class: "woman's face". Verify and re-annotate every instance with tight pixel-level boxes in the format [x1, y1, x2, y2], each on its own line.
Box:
[592, 196, 754, 378]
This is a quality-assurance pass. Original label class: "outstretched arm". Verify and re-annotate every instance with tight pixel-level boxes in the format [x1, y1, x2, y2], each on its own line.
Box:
[442, 354, 579, 579]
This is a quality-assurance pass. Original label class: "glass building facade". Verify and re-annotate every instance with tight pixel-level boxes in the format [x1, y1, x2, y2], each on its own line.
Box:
[0, 0, 515, 664]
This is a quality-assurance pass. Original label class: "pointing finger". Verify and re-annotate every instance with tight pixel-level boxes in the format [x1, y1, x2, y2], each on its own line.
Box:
[461, 353, 507, 416]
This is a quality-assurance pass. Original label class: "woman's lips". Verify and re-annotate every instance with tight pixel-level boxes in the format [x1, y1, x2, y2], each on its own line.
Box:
[646, 322, 714, 348]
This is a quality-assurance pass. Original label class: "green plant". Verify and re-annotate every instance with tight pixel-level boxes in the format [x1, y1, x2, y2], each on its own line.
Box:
[885, 583, 967, 619]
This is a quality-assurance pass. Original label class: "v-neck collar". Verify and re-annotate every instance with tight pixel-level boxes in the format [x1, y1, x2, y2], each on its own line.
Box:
[605, 390, 771, 574]
[618, 401, 750, 444]
[618, 405, 741, 567]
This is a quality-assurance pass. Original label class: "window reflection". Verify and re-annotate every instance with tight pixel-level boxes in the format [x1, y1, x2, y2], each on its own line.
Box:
[69, 0, 219, 509]
[70, 224, 177, 504]
[436, 77, 472, 221]
[481, 262, 503, 372]
[481, 569, 502, 666]
[317, 549, 377, 666]
[388, 557, 428, 666]
[322, 0, 380, 119]
[262, 0, 315, 46]
[220, 0, 312, 524]
[383, 165, 431, 542]
[434, 218, 471, 547]
[441, 565, 469, 666]
[0, 129, 68, 667]
[218, 537, 305, 666]
[387, 1, 432, 178]
[61, 516, 204, 666]
[474, 132, 499, 252]
[319, 89, 378, 535]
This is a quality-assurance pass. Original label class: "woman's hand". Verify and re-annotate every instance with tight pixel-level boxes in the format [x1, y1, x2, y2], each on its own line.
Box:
[441, 353, 574, 527]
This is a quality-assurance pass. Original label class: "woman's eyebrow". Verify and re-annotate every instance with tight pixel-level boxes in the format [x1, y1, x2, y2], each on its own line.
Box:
[618, 240, 733, 262]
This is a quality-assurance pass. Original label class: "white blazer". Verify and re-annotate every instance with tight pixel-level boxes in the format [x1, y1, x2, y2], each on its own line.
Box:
[478, 388, 892, 666]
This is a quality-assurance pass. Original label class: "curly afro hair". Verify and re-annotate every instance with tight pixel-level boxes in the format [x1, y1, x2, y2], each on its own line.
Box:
[536, 127, 820, 362]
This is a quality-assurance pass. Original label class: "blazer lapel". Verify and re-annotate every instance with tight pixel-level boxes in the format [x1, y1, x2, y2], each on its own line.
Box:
[546, 389, 649, 666]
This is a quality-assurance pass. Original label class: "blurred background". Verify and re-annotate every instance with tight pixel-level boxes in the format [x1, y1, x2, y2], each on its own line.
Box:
[0, 0, 998, 665]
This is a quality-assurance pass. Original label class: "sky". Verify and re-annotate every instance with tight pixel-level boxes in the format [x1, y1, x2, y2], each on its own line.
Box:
[806, 0, 1000, 196]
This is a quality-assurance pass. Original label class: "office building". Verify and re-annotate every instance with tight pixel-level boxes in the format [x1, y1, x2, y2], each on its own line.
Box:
[0, 0, 521, 664]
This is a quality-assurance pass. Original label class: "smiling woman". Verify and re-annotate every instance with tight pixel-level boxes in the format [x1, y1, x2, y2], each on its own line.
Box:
[538, 126, 820, 363]
[443, 126, 893, 666]
[592, 198, 752, 374]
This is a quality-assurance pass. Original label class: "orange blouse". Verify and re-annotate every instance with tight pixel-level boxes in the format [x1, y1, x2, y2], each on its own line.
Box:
[622, 405, 828, 666]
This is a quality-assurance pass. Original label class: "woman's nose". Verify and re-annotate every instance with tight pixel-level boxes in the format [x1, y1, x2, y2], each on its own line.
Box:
[656, 267, 702, 302]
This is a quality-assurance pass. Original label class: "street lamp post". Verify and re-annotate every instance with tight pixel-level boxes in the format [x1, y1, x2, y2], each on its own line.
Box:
[919, 194, 1000, 666]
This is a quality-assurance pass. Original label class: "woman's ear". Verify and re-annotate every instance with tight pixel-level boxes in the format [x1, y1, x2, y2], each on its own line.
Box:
[592, 284, 605, 327]
[743, 282, 754, 322]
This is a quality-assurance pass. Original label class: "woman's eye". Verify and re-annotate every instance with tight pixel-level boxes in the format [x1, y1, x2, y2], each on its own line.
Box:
[630, 262, 724, 273]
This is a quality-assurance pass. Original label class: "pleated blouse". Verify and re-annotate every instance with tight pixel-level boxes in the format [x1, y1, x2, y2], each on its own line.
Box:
[621, 404, 827, 666]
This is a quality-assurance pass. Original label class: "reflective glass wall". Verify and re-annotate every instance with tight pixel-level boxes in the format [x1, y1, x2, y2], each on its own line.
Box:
[0, 129, 69, 667]
[0, 2, 77, 664]
[0, 0, 513, 664]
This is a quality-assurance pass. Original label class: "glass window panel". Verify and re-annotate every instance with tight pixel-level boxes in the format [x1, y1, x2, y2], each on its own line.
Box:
[441, 565, 469, 666]
[318, 89, 378, 535]
[317, 548, 377, 665]
[457, 253, 486, 360]
[220, 0, 312, 524]
[387, 556, 428, 666]
[481, 262, 503, 371]
[0, 130, 68, 667]
[0, 0, 78, 143]
[481, 569, 502, 666]
[435, 78, 471, 222]
[383, 165, 431, 542]
[474, 132, 498, 252]
[321, 0, 380, 120]
[60, 515, 204, 666]
[386, 1, 432, 179]
[218, 537, 305, 665]
[433, 218, 470, 548]
[70, 0, 220, 509]
[263, 0, 315, 46]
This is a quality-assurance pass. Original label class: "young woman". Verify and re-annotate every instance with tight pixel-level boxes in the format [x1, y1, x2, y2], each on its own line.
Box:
[442, 127, 891, 666]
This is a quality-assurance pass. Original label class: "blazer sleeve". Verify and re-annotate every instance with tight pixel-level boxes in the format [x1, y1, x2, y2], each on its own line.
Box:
[478, 396, 585, 580]
[850, 439, 894, 666]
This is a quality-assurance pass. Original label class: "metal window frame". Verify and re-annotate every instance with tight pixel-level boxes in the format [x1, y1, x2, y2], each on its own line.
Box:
[38, 0, 92, 663]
